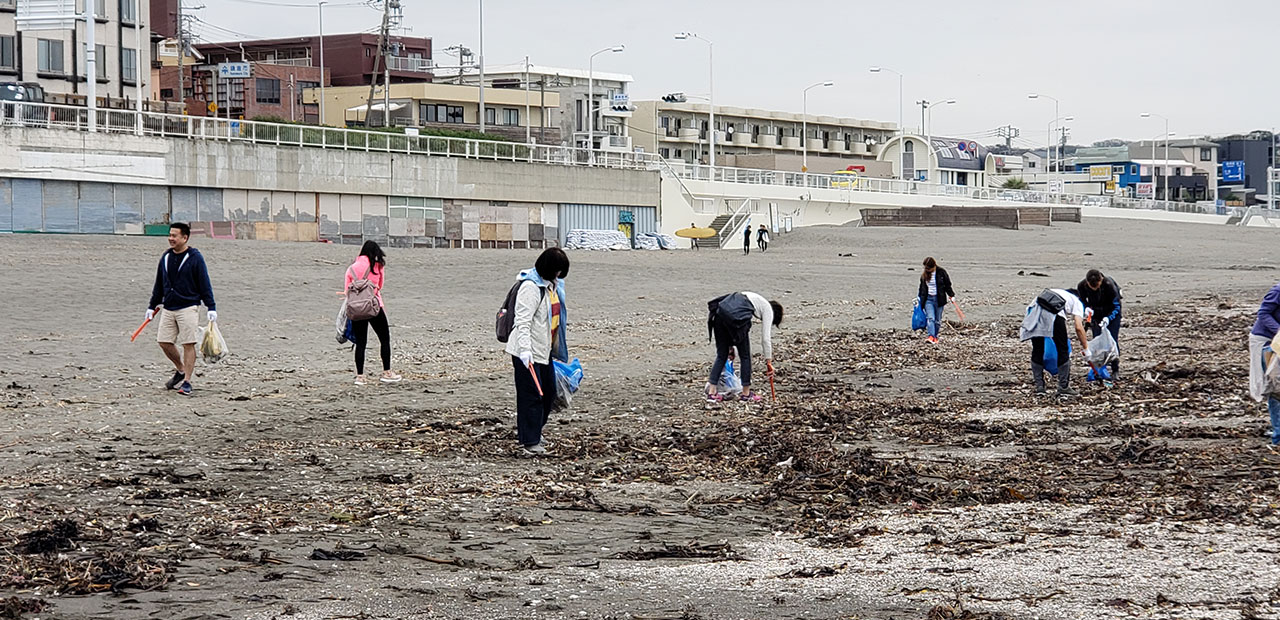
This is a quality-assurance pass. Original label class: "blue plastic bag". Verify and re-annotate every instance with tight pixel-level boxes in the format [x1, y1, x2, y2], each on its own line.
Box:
[1087, 365, 1112, 382]
[1042, 337, 1058, 375]
[911, 299, 926, 331]
[717, 359, 743, 395]
[553, 358, 583, 394]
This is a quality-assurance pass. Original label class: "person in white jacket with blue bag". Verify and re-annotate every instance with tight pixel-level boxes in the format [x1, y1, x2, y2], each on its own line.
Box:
[505, 248, 570, 457]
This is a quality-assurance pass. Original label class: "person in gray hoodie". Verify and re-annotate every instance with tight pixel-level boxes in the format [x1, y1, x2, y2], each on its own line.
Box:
[1020, 288, 1090, 397]
[504, 248, 570, 456]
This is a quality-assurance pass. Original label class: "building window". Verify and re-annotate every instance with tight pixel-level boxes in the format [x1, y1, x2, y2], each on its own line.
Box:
[575, 99, 583, 131]
[37, 39, 64, 74]
[160, 88, 174, 98]
[255, 78, 281, 104]
[0, 36, 14, 71]
[94, 0, 107, 19]
[94, 44, 107, 80]
[297, 80, 318, 104]
[121, 48, 137, 83]
[484, 107, 496, 125]
[1200, 148, 1211, 161]
[119, 0, 136, 23]
[1112, 165, 1125, 175]
[1130, 164, 1138, 175]
[658, 147, 670, 158]
[503, 108, 519, 126]
[0, 0, 14, 9]
[419, 103, 463, 124]
[660, 116, 669, 129]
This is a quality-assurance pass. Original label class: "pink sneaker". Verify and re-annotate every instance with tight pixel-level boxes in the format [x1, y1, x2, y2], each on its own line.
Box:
[743, 392, 764, 403]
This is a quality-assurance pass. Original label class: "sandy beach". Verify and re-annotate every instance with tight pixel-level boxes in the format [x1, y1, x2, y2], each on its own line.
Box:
[1, 218, 1279, 619]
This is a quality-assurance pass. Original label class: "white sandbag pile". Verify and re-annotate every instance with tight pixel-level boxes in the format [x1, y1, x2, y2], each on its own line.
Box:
[565, 229, 631, 251]
[635, 233, 678, 250]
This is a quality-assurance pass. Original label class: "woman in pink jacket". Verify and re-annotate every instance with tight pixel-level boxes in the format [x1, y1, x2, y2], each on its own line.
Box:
[346, 241, 401, 385]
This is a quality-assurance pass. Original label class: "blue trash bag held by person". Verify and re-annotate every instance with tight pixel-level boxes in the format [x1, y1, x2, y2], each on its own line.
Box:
[1043, 337, 1059, 375]
[554, 358, 583, 394]
[717, 359, 743, 396]
[911, 299, 927, 331]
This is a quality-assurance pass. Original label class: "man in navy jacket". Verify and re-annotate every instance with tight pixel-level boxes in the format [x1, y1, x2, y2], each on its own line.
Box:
[146, 222, 217, 396]
[1078, 269, 1122, 379]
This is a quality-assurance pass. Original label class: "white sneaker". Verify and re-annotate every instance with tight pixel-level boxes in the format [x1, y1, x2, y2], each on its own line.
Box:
[520, 444, 547, 457]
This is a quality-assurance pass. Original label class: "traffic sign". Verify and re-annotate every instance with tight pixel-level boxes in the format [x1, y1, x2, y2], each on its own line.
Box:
[1222, 160, 1245, 183]
[218, 62, 251, 79]
[207, 102, 218, 114]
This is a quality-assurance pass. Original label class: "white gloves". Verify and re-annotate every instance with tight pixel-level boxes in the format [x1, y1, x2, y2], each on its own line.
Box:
[207, 310, 218, 323]
[519, 351, 533, 367]
[145, 309, 155, 322]
[1099, 317, 1110, 329]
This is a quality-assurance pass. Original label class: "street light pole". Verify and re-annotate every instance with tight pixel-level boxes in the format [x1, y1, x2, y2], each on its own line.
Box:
[318, 1, 326, 125]
[869, 67, 904, 180]
[1028, 93, 1061, 187]
[1141, 112, 1171, 201]
[801, 80, 833, 172]
[925, 99, 955, 183]
[478, 0, 485, 134]
[587, 45, 624, 162]
[675, 33, 714, 170]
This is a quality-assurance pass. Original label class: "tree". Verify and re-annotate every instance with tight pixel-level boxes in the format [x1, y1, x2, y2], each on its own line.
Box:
[1002, 178, 1029, 190]
[1091, 138, 1126, 147]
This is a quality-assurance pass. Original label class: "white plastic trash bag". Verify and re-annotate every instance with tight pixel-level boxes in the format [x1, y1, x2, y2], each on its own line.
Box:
[1085, 329, 1118, 367]
[198, 322, 229, 364]
[717, 359, 743, 396]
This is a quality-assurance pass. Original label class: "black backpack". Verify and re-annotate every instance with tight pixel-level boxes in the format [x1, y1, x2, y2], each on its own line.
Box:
[1035, 289, 1066, 314]
[496, 280, 546, 343]
[707, 293, 755, 339]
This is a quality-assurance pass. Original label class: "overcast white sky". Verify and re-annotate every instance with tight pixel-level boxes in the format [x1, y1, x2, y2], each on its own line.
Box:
[200, 0, 1275, 146]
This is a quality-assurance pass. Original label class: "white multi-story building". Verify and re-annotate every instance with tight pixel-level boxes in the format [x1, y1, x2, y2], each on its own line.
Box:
[435, 62, 633, 150]
[1, 0, 151, 104]
[628, 99, 897, 172]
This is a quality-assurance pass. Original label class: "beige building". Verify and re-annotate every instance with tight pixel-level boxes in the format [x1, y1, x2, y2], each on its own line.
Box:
[628, 99, 896, 171]
[1, 0, 151, 104]
[305, 82, 560, 143]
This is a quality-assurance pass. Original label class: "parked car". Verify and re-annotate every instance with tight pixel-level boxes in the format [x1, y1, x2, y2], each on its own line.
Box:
[0, 82, 47, 126]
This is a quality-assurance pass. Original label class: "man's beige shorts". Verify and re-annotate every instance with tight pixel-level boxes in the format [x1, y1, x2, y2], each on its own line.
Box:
[157, 307, 200, 345]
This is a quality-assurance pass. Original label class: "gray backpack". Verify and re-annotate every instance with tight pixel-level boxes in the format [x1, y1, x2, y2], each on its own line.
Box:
[345, 265, 380, 321]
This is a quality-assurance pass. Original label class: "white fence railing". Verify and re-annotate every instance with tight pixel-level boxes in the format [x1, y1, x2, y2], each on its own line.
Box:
[0, 100, 661, 171]
[665, 163, 1199, 213]
[0, 100, 1234, 218]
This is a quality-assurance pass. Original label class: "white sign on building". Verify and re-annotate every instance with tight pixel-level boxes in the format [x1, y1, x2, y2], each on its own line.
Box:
[15, 0, 79, 31]
[218, 62, 252, 79]
[1135, 182, 1154, 198]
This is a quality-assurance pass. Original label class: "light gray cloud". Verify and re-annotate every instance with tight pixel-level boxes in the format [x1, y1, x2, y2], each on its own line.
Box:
[196, 0, 1277, 145]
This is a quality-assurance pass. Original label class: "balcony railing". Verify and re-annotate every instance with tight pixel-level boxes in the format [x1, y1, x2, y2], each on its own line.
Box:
[386, 56, 434, 73]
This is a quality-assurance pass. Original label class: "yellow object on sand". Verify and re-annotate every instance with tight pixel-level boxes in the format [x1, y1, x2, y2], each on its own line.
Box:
[675, 227, 717, 239]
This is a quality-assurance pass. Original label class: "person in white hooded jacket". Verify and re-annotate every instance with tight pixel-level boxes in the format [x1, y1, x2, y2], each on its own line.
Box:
[505, 247, 570, 456]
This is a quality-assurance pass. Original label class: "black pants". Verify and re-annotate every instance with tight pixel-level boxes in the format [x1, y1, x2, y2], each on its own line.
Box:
[513, 356, 556, 447]
[1091, 315, 1122, 376]
[710, 320, 753, 388]
[1031, 316, 1069, 366]
[757, 237, 768, 251]
[352, 309, 391, 375]
[743, 238, 751, 255]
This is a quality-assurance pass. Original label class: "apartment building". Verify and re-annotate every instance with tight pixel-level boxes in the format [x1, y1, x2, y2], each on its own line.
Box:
[437, 62, 632, 149]
[2, 0, 151, 103]
[628, 99, 896, 170]
[306, 81, 559, 143]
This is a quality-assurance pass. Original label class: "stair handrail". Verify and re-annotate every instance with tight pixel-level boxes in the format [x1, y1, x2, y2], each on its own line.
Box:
[717, 198, 755, 249]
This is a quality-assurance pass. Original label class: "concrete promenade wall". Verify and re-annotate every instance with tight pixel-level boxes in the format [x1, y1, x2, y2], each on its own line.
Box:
[0, 127, 661, 247]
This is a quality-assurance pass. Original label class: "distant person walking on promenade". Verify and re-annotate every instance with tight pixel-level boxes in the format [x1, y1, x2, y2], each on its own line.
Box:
[1249, 281, 1280, 446]
[918, 257, 956, 344]
[346, 241, 402, 385]
[146, 222, 216, 396]
[706, 292, 782, 403]
[757, 224, 771, 252]
[743, 225, 752, 255]
[1020, 288, 1090, 397]
[689, 223, 700, 251]
[1077, 269, 1123, 379]
[504, 248, 570, 456]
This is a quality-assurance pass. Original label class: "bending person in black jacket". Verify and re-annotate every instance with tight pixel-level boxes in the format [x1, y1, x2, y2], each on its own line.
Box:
[1077, 269, 1122, 379]
[918, 257, 957, 344]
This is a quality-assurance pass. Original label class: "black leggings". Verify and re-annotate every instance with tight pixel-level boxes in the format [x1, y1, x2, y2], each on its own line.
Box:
[353, 309, 391, 375]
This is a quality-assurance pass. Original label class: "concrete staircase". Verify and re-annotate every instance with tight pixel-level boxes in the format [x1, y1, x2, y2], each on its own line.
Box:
[696, 214, 735, 248]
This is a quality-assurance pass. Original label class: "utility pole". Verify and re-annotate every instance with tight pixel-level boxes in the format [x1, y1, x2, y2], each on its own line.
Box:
[176, 0, 184, 112]
[363, 0, 392, 128]
[996, 124, 1020, 148]
[478, 0, 485, 134]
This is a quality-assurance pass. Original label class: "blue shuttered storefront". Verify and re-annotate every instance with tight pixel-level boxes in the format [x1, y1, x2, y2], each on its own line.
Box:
[557, 203, 657, 247]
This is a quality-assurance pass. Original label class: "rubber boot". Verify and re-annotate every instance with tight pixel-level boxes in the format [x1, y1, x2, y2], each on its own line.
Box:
[1031, 363, 1047, 395]
[1109, 359, 1119, 382]
[1057, 361, 1078, 397]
